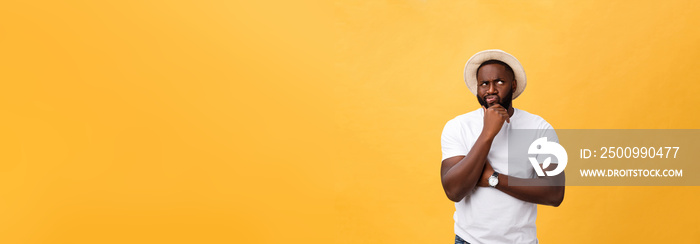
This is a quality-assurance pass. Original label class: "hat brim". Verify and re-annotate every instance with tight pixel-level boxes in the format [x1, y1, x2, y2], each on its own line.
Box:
[463, 49, 526, 100]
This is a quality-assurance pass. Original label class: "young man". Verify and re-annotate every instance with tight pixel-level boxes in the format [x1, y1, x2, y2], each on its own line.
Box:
[440, 49, 565, 244]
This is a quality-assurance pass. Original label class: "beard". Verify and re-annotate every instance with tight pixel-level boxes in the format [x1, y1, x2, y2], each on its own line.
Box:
[477, 90, 513, 109]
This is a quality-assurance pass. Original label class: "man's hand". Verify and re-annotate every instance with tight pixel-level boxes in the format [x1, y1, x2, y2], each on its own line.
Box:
[482, 104, 510, 138]
[477, 161, 495, 187]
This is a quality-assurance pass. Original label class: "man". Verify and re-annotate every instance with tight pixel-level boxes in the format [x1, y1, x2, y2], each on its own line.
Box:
[440, 49, 565, 244]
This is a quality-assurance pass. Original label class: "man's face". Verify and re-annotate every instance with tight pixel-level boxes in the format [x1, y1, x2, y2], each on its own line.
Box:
[476, 63, 517, 109]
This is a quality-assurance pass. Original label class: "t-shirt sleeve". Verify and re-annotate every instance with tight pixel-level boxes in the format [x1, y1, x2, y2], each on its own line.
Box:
[441, 119, 468, 161]
[536, 121, 560, 165]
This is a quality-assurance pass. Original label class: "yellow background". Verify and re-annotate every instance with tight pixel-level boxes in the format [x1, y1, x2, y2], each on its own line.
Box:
[1, 0, 698, 243]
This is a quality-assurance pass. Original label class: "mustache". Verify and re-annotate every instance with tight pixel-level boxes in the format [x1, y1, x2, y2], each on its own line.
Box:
[477, 92, 512, 109]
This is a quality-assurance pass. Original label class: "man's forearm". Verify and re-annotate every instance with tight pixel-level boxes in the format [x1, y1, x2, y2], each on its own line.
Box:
[494, 173, 565, 207]
[441, 134, 495, 202]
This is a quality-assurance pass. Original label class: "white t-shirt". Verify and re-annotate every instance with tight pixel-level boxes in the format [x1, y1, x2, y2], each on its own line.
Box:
[441, 108, 556, 244]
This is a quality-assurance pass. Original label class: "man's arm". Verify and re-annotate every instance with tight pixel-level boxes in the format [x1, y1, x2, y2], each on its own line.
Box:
[440, 105, 510, 202]
[440, 136, 492, 202]
[477, 162, 565, 207]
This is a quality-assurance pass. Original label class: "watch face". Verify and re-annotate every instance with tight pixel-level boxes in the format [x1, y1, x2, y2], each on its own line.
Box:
[489, 176, 498, 186]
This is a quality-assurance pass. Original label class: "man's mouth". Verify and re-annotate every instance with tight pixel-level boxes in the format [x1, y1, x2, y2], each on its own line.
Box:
[485, 95, 499, 104]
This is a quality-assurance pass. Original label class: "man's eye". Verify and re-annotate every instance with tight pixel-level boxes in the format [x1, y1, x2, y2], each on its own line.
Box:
[497, 81, 504, 84]
[481, 82, 488, 86]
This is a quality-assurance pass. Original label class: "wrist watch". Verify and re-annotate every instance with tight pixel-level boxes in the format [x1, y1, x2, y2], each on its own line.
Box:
[488, 172, 499, 188]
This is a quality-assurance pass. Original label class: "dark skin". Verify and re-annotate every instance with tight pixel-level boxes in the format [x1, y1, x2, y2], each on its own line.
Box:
[440, 63, 565, 206]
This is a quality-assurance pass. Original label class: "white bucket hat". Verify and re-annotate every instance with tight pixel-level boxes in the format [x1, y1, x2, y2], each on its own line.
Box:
[463, 49, 527, 99]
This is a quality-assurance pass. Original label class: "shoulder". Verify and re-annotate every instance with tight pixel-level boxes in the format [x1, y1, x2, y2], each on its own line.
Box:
[513, 108, 554, 130]
[442, 109, 483, 136]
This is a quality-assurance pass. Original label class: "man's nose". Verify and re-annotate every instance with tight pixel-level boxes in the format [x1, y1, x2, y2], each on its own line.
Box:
[487, 83, 497, 94]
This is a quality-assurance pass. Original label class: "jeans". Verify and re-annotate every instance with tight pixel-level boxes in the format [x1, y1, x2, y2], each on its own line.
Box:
[455, 235, 471, 244]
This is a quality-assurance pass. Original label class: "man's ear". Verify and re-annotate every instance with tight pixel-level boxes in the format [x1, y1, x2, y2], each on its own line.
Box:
[512, 79, 517, 91]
